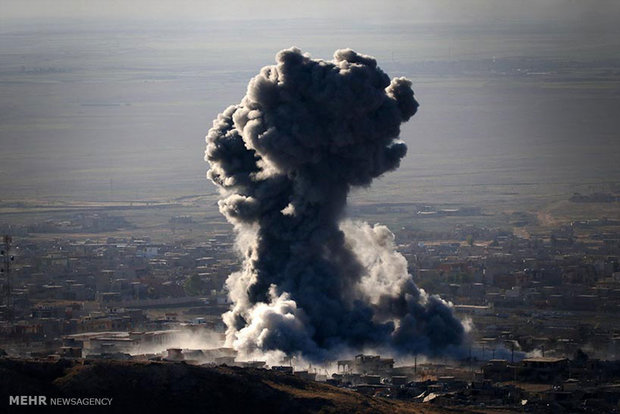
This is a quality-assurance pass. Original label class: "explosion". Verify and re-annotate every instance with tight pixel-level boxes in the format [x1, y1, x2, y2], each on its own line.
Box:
[205, 48, 464, 361]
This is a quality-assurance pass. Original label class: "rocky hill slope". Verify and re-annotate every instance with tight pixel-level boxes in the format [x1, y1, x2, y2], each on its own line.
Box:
[0, 358, 457, 414]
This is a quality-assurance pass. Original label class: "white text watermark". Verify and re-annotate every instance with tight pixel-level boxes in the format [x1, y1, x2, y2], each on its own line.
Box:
[9, 396, 113, 406]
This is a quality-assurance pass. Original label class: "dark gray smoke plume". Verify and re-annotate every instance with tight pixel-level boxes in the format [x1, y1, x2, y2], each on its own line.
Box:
[205, 48, 465, 361]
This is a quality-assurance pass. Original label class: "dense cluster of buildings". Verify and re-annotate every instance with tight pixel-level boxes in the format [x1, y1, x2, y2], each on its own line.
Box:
[0, 207, 619, 411]
[0, 228, 235, 356]
[399, 221, 620, 360]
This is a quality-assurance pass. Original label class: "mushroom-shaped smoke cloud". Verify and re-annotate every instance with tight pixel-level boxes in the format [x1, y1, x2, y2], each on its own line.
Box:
[205, 48, 465, 361]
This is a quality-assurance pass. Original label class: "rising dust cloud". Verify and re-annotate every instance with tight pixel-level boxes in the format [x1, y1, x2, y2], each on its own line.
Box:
[205, 48, 465, 362]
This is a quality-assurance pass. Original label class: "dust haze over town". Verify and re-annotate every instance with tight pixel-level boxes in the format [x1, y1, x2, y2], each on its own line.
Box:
[1, 1, 620, 412]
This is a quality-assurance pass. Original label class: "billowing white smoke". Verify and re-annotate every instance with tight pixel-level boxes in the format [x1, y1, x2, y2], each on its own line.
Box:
[343, 221, 416, 304]
[205, 48, 465, 362]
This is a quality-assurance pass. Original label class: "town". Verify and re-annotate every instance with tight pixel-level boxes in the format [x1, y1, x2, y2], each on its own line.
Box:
[1, 198, 619, 412]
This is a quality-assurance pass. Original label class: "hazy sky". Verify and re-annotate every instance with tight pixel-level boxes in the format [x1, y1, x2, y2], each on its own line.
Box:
[0, 0, 619, 204]
[2, 0, 620, 29]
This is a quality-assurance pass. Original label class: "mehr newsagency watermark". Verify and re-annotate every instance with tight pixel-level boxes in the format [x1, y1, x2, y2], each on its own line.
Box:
[9, 395, 113, 406]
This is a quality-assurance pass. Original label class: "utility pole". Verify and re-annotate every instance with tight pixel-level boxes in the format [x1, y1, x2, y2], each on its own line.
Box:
[1, 235, 15, 321]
